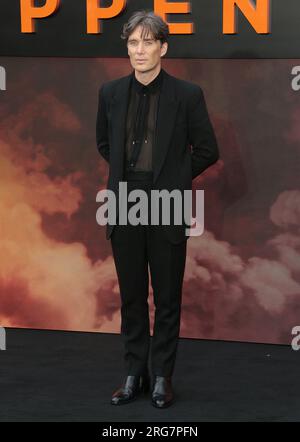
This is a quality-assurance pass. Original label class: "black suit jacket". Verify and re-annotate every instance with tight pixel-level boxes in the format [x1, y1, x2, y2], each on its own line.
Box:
[96, 68, 219, 244]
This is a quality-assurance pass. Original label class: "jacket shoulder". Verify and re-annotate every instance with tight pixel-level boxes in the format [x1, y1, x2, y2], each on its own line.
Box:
[100, 74, 130, 94]
[167, 72, 202, 94]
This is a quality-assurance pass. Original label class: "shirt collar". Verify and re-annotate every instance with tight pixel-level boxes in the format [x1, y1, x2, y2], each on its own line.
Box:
[131, 68, 164, 95]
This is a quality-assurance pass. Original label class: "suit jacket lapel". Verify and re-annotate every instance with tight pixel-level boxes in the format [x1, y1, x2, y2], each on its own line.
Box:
[153, 70, 179, 184]
[109, 73, 132, 184]
[109, 69, 179, 185]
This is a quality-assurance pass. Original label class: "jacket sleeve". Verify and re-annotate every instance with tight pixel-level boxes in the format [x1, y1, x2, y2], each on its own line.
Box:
[188, 86, 219, 179]
[96, 84, 110, 164]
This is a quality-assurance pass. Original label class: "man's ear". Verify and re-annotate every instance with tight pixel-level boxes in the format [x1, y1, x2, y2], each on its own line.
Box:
[161, 42, 168, 58]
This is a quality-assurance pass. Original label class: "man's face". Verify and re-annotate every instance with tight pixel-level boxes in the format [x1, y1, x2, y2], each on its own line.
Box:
[127, 25, 168, 73]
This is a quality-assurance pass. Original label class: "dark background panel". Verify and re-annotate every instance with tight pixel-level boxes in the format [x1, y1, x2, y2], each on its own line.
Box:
[0, 0, 300, 58]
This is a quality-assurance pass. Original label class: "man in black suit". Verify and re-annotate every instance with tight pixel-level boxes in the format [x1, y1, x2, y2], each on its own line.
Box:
[96, 10, 219, 408]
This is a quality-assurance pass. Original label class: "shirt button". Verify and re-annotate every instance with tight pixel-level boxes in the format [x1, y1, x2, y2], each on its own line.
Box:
[145, 139, 148, 143]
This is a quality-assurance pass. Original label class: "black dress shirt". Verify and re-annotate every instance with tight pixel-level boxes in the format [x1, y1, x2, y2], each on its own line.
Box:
[125, 68, 164, 172]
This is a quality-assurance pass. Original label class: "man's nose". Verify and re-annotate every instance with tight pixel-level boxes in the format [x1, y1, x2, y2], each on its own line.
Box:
[136, 42, 145, 53]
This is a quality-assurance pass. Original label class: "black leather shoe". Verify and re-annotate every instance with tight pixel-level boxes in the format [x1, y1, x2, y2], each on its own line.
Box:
[111, 373, 150, 405]
[151, 376, 174, 408]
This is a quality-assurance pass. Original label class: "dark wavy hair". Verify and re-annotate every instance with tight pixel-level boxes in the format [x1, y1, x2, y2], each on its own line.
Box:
[121, 10, 169, 45]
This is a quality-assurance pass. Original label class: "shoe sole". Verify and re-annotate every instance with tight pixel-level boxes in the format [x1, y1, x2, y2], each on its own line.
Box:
[151, 398, 175, 408]
[111, 387, 149, 405]
[111, 395, 138, 405]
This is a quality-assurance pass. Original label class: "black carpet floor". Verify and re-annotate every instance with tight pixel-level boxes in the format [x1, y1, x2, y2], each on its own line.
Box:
[0, 327, 299, 422]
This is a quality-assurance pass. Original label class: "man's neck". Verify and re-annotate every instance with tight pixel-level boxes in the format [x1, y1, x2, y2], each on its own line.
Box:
[134, 65, 162, 86]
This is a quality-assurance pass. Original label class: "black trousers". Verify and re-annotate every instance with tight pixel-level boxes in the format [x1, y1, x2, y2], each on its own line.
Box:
[110, 171, 187, 377]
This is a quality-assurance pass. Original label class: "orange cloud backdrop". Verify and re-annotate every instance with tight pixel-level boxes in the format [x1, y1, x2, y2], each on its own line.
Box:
[0, 57, 299, 343]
